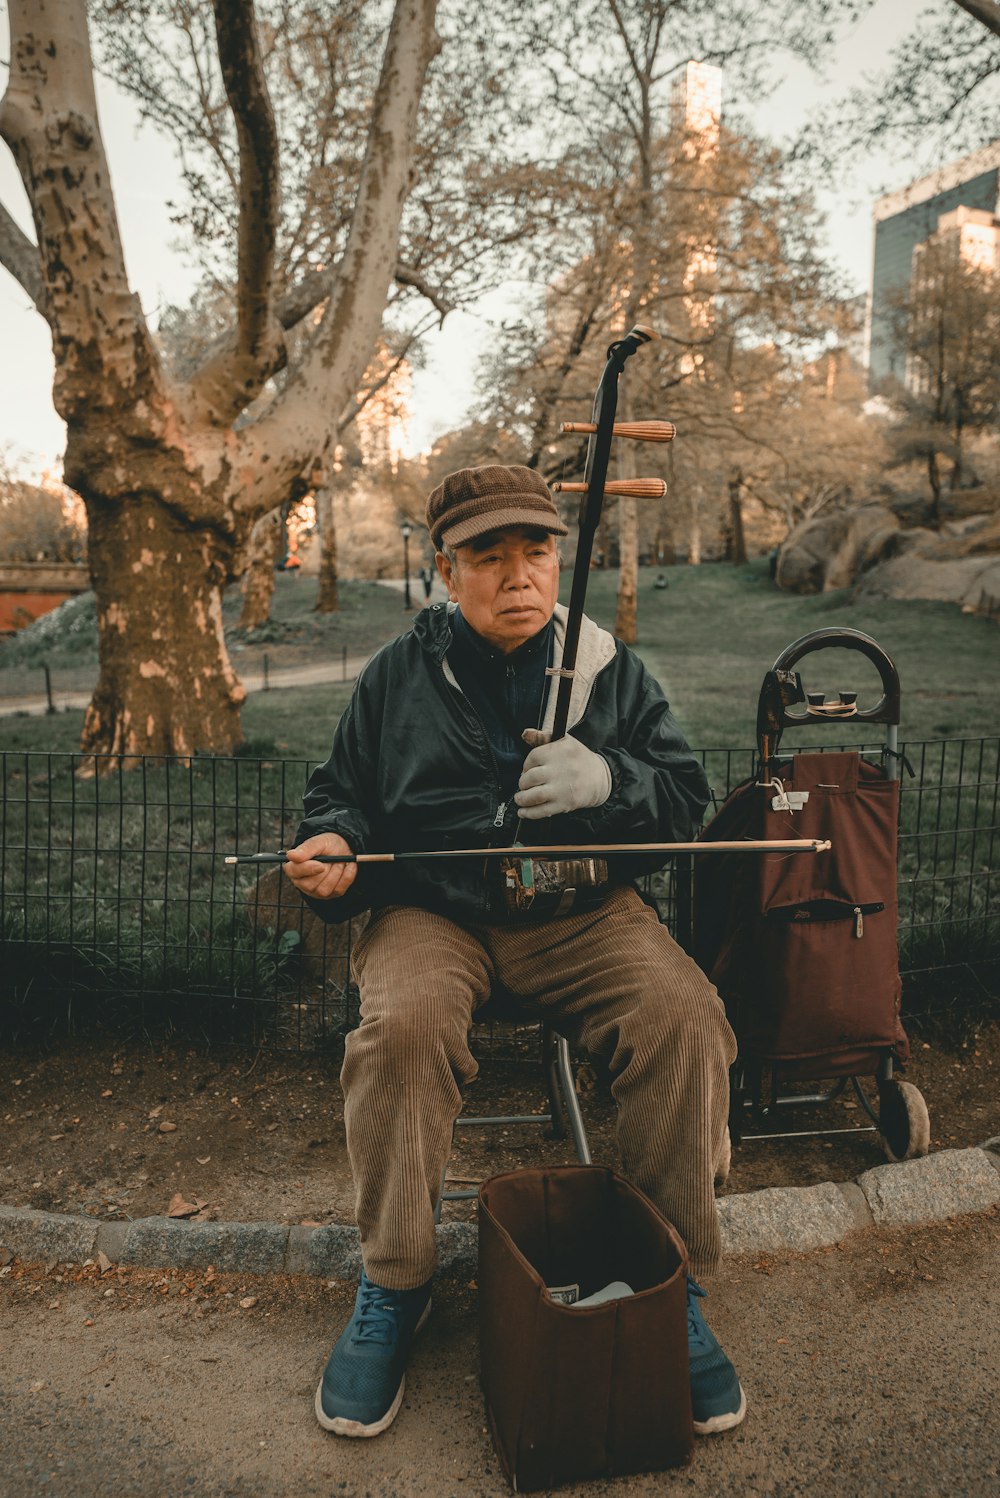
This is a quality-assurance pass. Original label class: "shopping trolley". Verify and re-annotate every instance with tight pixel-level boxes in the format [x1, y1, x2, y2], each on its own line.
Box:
[694, 627, 930, 1161]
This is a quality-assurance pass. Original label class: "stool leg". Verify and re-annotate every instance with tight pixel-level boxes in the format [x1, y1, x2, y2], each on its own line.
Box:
[542, 1023, 567, 1140]
[555, 1033, 592, 1165]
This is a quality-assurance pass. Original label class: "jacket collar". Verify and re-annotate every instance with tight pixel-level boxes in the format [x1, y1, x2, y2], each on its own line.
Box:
[414, 601, 617, 732]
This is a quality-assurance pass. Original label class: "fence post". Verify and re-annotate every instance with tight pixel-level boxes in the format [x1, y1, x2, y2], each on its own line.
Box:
[43, 663, 56, 715]
[342, 645, 347, 681]
[263, 653, 270, 692]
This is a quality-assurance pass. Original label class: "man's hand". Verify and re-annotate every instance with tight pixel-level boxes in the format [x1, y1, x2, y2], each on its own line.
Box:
[283, 833, 358, 900]
[515, 730, 612, 820]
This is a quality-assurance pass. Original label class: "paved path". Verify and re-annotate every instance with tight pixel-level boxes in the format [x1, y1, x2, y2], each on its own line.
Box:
[0, 579, 448, 717]
[0, 652, 375, 717]
[1, 1212, 996, 1497]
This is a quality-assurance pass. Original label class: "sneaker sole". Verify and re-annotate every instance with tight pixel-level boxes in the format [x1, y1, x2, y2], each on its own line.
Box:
[315, 1297, 432, 1438]
[693, 1383, 747, 1436]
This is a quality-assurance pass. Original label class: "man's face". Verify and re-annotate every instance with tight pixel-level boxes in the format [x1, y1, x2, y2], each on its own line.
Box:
[436, 525, 560, 654]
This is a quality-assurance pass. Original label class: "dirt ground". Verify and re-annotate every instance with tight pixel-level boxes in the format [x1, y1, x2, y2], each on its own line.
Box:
[2, 1021, 998, 1229]
[1, 1212, 998, 1497]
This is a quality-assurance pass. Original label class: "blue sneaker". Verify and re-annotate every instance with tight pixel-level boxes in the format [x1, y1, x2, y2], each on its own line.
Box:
[686, 1277, 747, 1434]
[315, 1270, 432, 1437]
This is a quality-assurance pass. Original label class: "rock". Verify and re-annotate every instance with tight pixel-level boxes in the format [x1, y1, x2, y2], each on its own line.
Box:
[775, 512, 851, 594]
[302, 1224, 363, 1280]
[120, 1218, 289, 1274]
[824, 505, 901, 589]
[0, 1206, 98, 1263]
[855, 553, 1000, 611]
[857, 1148, 1000, 1225]
[776, 505, 900, 595]
[717, 1181, 867, 1256]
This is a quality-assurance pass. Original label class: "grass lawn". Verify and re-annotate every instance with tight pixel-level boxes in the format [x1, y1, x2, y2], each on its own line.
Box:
[1, 562, 995, 1034]
[569, 561, 1000, 749]
[2, 559, 998, 757]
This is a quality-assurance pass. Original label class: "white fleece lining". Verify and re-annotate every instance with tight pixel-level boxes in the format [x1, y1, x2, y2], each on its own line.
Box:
[440, 603, 617, 733]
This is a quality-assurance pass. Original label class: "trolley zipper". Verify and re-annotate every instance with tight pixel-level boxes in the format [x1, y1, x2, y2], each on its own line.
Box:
[766, 899, 885, 935]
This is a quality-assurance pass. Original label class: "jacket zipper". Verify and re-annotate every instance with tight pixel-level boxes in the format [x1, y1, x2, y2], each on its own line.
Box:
[439, 665, 508, 840]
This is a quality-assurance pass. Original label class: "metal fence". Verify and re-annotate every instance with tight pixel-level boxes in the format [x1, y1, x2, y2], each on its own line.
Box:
[1, 738, 997, 1047]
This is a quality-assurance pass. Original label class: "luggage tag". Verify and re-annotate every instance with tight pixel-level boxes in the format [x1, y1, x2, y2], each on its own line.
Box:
[765, 777, 810, 814]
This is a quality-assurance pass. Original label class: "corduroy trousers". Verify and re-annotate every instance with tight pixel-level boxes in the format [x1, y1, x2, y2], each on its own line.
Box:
[341, 885, 737, 1288]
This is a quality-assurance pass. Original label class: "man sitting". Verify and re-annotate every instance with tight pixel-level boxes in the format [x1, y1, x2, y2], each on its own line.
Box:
[284, 464, 744, 1440]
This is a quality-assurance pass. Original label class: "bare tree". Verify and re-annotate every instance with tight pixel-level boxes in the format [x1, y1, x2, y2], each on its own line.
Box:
[798, 0, 1000, 168]
[0, 0, 439, 763]
[886, 242, 1000, 526]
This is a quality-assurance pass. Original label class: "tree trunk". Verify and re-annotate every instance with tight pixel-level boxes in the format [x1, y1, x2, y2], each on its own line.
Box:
[614, 496, 639, 643]
[597, 512, 611, 568]
[949, 408, 965, 493]
[240, 507, 284, 628]
[728, 472, 748, 565]
[688, 494, 702, 566]
[314, 485, 340, 613]
[80, 494, 245, 765]
[927, 451, 942, 529]
[614, 386, 639, 643]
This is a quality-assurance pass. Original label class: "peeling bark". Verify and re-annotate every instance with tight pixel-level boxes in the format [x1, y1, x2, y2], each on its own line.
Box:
[239, 506, 284, 628]
[81, 495, 245, 766]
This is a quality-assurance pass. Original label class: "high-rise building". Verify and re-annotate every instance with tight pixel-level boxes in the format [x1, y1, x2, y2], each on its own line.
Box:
[670, 62, 723, 379]
[865, 141, 1000, 390]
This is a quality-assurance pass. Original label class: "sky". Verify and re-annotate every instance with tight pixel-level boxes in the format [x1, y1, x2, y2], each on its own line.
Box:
[0, 0, 956, 479]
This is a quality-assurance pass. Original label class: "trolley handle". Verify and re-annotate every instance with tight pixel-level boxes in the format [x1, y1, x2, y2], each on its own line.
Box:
[756, 628, 900, 773]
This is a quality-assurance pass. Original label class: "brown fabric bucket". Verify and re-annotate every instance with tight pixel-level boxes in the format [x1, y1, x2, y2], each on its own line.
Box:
[478, 1165, 693, 1491]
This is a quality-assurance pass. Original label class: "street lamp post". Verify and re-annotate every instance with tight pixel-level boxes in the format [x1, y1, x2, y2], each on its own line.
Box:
[400, 521, 413, 610]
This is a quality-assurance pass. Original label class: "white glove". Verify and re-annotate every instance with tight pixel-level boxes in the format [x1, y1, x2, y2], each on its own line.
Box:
[514, 729, 612, 820]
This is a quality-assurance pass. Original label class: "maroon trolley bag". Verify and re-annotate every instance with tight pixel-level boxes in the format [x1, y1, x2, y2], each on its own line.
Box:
[693, 628, 929, 1161]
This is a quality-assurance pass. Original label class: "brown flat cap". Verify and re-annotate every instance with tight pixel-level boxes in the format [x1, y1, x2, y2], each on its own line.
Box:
[427, 464, 569, 551]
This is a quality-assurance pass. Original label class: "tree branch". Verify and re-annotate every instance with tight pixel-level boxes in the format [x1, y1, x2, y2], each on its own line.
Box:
[0, 199, 44, 310]
[212, 0, 280, 365]
[952, 0, 1000, 38]
[184, 251, 454, 414]
[0, 0, 159, 428]
[228, 0, 441, 517]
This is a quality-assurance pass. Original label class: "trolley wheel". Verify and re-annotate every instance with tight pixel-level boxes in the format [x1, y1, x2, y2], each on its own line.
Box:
[878, 1078, 930, 1162]
[714, 1127, 732, 1188]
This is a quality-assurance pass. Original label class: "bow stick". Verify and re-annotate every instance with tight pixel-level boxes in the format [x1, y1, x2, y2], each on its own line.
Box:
[226, 839, 831, 866]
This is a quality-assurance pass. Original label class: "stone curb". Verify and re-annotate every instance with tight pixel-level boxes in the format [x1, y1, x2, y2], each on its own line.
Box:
[2, 1144, 998, 1279]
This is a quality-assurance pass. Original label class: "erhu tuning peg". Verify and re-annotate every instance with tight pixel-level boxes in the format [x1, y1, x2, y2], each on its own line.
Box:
[553, 478, 667, 499]
[560, 420, 676, 444]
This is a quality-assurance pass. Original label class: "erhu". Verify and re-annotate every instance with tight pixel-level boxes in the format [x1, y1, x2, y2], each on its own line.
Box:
[228, 326, 831, 885]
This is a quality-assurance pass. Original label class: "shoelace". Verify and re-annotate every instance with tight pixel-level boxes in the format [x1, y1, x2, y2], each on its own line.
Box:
[353, 1280, 403, 1345]
[686, 1276, 714, 1353]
